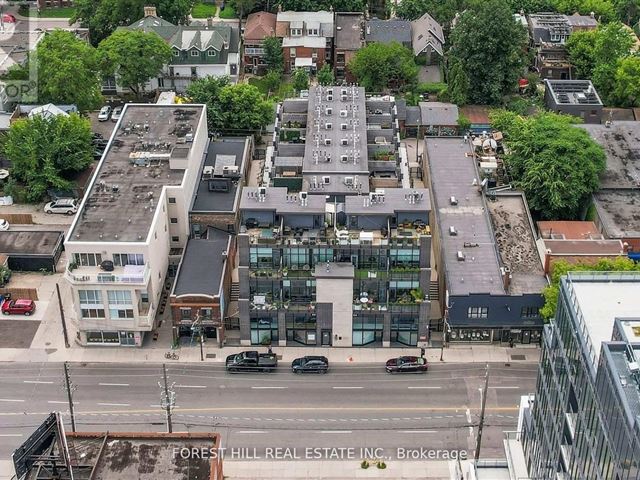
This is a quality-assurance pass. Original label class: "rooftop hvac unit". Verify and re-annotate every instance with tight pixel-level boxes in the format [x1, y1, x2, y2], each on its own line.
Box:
[341, 88, 347, 95]
[450, 196, 458, 205]
[202, 166, 214, 178]
[223, 165, 239, 175]
[449, 226, 457, 236]
[341, 138, 348, 146]
[185, 133, 194, 142]
[340, 155, 348, 163]
[327, 95, 333, 101]
[344, 176, 354, 185]
[339, 110, 348, 118]
[325, 107, 332, 115]
[325, 122, 332, 130]
[341, 123, 348, 130]
[327, 88, 333, 96]
[325, 138, 332, 146]
[457, 251, 465, 261]
[258, 186, 267, 196]
[323, 176, 330, 184]
[629, 361, 639, 374]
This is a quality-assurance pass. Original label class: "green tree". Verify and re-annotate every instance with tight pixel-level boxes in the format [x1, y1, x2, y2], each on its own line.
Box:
[612, 56, 640, 107]
[541, 258, 640, 320]
[3, 114, 94, 202]
[491, 110, 606, 220]
[317, 64, 335, 86]
[447, 0, 527, 105]
[263, 70, 282, 95]
[348, 42, 417, 92]
[263, 36, 284, 73]
[0, 64, 29, 80]
[185, 75, 230, 131]
[229, 0, 257, 18]
[505, 0, 555, 13]
[98, 29, 172, 98]
[566, 29, 597, 79]
[614, 0, 640, 25]
[292, 68, 309, 92]
[35, 30, 102, 112]
[396, 0, 466, 26]
[552, 0, 616, 22]
[447, 58, 469, 105]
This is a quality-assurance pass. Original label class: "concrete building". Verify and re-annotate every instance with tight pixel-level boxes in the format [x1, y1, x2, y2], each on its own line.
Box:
[425, 137, 547, 345]
[544, 79, 603, 123]
[334, 12, 364, 82]
[520, 272, 640, 479]
[236, 186, 432, 347]
[276, 11, 334, 74]
[243, 11, 277, 75]
[64, 104, 208, 346]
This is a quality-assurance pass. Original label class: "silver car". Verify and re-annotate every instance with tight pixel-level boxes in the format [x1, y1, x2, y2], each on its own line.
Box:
[98, 106, 112, 121]
[44, 198, 78, 215]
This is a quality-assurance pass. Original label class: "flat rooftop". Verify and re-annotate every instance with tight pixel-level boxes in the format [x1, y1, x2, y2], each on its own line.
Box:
[537, 220, 601, 239]
[190, 138, 248, 213]
[426, 137, 504, 296]
[544, 238, 624, 255]
[240, 186, 326, 214]
[545, 80, 602, 106]
[487, 194, 547, 295]
[70, 104, 204, 242]
[335, 13, 363, 50]
[592, 189, 640, 238]
[579, 121, 640, 189]
[173, 231, 231, 297]
[344, 188, 430, 215]
[0, 231, 63, 255]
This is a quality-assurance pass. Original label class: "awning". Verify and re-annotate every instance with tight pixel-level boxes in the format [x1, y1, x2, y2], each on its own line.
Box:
[295, 57, 314, 67]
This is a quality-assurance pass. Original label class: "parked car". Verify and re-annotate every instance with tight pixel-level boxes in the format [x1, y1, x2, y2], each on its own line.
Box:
[385, 356, 428, 373]
[111, 106, 123, 122]
[0, 219, 8, 231]
[292, 356, 329, 374]
[226, 351, 277, 372]
[97, 106, 112, 121]
[2, 14, 16, 23]
[44, 198, 78, 215]
[2, 299, 35, 316]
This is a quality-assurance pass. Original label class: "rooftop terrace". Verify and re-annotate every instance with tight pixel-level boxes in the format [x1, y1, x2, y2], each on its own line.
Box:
[69, 104, 204, 243]
[545, 79, 602, 106]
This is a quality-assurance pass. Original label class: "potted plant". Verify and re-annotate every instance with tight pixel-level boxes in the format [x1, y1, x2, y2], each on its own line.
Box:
[282, 267, 288, 277]
[68, 261, 78, 272]
[410, 288, 424, 303]
[0, 265, 10, 287]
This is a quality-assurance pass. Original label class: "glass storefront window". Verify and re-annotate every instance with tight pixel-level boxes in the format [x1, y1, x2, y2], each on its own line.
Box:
[450, 328, 491, 342]
[250, 317, 279, 345]
[250, 247, 274, 268]
[391, 316, 418, 346]
[353, 313, 383, 346]
[286, 313, 317, 345]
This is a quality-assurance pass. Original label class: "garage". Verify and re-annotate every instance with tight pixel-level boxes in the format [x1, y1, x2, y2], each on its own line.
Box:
[0, 231, 64, 272]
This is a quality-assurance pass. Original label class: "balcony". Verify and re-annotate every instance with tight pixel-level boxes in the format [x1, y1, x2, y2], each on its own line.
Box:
[66, 263, 151, 285]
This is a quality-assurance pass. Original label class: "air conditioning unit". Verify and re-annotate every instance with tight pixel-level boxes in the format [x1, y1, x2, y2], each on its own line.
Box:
[339, 110, 348, 117]
[202, 166, 214, 178]
[344, 176, 354, 185]
[325, 107, 332, 115]
[223, 165, 239, 175]
[340, 155, 348, 163]
[449, 226, 457, 236]
[325, 122, 332, 130]
[258, 186, 267, 196]
[457, 251, 465, 261]
[325, 138, 332, 146]
[450, 196, 458, 205]
[341, 88, 347, 95]
[341, 138, 348, 146]
[322, 176, 330, 184]
[327, 88, 333, 96]
[341, 123, 348, 130]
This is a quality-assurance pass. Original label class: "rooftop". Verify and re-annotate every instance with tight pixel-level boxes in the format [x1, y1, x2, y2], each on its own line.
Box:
[487, 194, 547, 295]
[314, 261, 354, 279]
[244, 11, 277, 41]
[344, 188, 430, 215]
[365, 19, 412, 45]
[537, 220, 602, 240]
[0, 30, 43, 74]
[172, 231, 231, 297]
[411, 12, 444, 56]
[419, 102, 459, 126]
[543, 239, 624, 255]
[0, 231, 63, 255]
[69, 104, 205, 243]
[426, 137, 504, 296]
[565, 12, 598, 29]
[578, 121, 640, 189]
[240, 186, 326, 214]
[592, 189, 640, 239]
[190, 138, 249, 213]
[335, 13, 364, 50]
[545, 79, 602, 106]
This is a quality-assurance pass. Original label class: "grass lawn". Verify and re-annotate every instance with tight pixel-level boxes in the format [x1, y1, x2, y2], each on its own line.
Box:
[23, 6, 75, 17]
[191, 2, 217, 18]
[248, 76, 294, 101]
[219, 5, 237, 19]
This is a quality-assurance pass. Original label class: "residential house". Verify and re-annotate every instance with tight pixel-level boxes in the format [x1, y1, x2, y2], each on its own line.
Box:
[364, 19, 412, 49]
[544, 79, 603, 123]
[410, 12, 444, 64]
[334, 13, 364, 82]
[243, 11, 277, 75]
[419, 101, 458, 136]
[276, 11, 334, 74]
[109, 6, 240, 94]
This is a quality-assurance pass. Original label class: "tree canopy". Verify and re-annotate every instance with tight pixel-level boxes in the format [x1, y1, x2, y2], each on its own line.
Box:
[98, 29, 172, 98]
[395, 0, 466, 26]
[491, 110, 606, 220]
[3, 114, 94, 202]
[553, 0, 616, 22]
[292, 68, 309, 92]
[541, 258, 640, 320]
[446, 0, 527, 105]
[275, 0, 366, 11]
[186, 76, 273, 134]
[263, 36, 284, 73]
[612, 56, 640, 107]
[317, 64, 335, 86]
[35, 30, 102, 112]
[348, 42, 417, 92]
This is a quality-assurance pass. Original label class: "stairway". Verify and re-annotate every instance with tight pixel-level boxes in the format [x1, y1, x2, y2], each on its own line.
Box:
[428, 280, 439, 301]
[230, 282, 240, 301]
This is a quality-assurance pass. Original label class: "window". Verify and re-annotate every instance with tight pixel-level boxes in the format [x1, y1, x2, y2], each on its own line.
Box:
[79, 290, 102, 305]
[86, 331, 119, 344]
[200, 308, 213, 320]
[208, 49, 216, 56]
[180, 308, 192, 320]
[170, 217, 178, 224]
[290, 28, 302, 36]
[467, 307, 488, 319]
[173, 49, 180, 57]
[113, 254, 144, 266]
[81, 308, 105, 318]
[308, 28, 319, 36]
[110, 308, 134, 319]
[191, 50, 200, 56]
[290, 48, 296, 57]
[107, 290, 132, 305]
[74, 253, 103, 267]
[521, 306, 540, 319]
[168, 197, 176, 204]
[172, 236, 180, 242]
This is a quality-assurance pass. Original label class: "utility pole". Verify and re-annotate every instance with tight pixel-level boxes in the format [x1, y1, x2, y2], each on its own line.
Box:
[56, 283, 70, 348]
[160, 364, 174, 433]
[63, 362, 76, 432]
[475, 363, 490, 460]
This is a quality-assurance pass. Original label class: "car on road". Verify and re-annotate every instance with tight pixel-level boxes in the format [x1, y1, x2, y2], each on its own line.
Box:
[292, 356, 329, 374]
[111, 106, 123, 122]
[385, 356, 428, 373]
[2, 299, 35, 316]
[44, 198, 78, 215]
[97, 106, 112, 121]
[226, 350, 277, 372]
[0, 219, 8, 231]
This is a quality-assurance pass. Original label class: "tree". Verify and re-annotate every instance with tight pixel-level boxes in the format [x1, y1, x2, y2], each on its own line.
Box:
[566, 29, 597, 79]
[3, 114, 94, 202]
[229, 0, 257, 18]
[591, 22, 635, 104]
[614, 0, 640, 25]
[98, 29, 172, 98]
[186, 77, 272, 133]
[35, 30, 102, 112]
[612, 56, 640, 107]
[396, 0, 466, 26]
[263, 70, 282, 94]
[292, 68, 309, 92]
[348, 42, 418, 92]
[491, 110, 606, 220]
[447, 58, 469, 105]
[263, 36, 284, 73]
[552, 0, 616, 22]
[317, 64, 334, 86]
[505, 0, 554, 13]
[541, 258, 640, 320]
[446, 0, 527, 105]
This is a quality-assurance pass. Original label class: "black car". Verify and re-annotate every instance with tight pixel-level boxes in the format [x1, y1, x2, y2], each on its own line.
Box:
[385, 356, 428, 373]
[292, 356, 329, 374]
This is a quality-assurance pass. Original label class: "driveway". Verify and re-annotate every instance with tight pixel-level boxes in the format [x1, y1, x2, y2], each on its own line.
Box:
[0, 319, 40, 348]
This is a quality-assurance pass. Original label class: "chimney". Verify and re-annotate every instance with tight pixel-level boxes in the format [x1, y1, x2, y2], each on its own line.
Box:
[144, 5, 157, 17]
[501, 266, 512, 292]
[207, 16, 213, 27]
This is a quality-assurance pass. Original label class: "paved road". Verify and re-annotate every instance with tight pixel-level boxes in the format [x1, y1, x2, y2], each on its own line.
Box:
[0, 362, 537, 461]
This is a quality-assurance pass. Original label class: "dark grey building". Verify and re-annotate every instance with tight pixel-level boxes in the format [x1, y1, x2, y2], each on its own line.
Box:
[544, 79, 603, 124]
[364, 19, 412, 48]
[521, 272, 640, 480]
[0, 231, 64, 273]
[425, 137, 547, 344]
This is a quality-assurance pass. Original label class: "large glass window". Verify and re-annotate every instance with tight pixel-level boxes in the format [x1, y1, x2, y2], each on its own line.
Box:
[467, 307, 488, 318]
[86, 331, 120, 344]
[250, 247, 275, 268]
[113, 254, 145, 266]
[352, 313, 383, 346]
[250, 316, 279, 345]
[286, 313, 317, 345]
[79, 290, 102, 305]
[391, 315, 418, 346]
[107, 290, 133, 305]
[283, 248, 309, 268]
[312, 248, 334, 263]
[390, 248, 419, 268]
[74, 253, 103, 267]
[282, 279, 315, 302]
[389, 280, 419, 303]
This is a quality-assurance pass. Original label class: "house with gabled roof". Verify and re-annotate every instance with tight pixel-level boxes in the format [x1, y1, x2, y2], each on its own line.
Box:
[243, 11, 277, 75]
[105, 6, 240, 94]
[410, 12, 444, 64]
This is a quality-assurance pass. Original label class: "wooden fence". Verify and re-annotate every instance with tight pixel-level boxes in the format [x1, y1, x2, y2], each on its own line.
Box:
[1, 213, 33, 224]
[0, 288, 39, 301]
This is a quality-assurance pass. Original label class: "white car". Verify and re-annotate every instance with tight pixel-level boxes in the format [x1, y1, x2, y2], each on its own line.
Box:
[0, 219, 9, 231]
[98, 106, 112, 121]
[44, 198, 78, 215]
[111, 106, 123, 122]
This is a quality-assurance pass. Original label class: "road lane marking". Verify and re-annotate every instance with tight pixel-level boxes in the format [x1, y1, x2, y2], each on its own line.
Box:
[332, 386, 363, 389]
[489, 386, 519, 389]
[48, 401, 76, 405]
[407, 386, 442, 389]
[0, 434, 23, 437]
[400, 430, 437, 433]
[174, 385, 207, 389]
[466, 408, 473, 438]
[237, 430, 268, 434]
[0, 398, 24, 402]
[98, 403, 130, 407]
[320, 431, 351, 434]
[23, 380, 54, 384]
[251, 386, 287, 389]
[98, 383, 129, 387]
